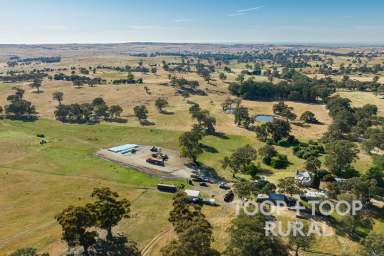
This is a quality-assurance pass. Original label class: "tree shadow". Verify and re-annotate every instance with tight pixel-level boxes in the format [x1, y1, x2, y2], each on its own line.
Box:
[160, 110, 175, 115]
[212, 131, 229, 139]
[6, 115, 38, 122]
[106, 118, 128, 123]
[200, 144, 219, 153]
[140, 120, 155, 126]
[92, 234, 140, 256]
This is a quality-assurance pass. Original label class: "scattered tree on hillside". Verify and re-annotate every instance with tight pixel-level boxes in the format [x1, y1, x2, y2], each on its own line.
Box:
[109, 105, 123, 119]
[155, 98, 169, 113]
[277, 177, 302, 196]
[161, 192, 219, 256]
[52, 91, 64, 105]
[179, 129, 203, 164]
[224, 214, 288, 256]
[55, 206, 97, 256]
[234, 106, 253, 128]
[324, 140, 359, 177]
[289, 222, 316, 256]
[222, 145, 257, 177]
[5, 88, 37, 120]
[30, 78, 42, 93]
[300, 111, 319, 124]
[255, 119, 292, 144]
[133, 105, 148, 123]
[90, 187, 131, 240]
[273, 101, 296, 121]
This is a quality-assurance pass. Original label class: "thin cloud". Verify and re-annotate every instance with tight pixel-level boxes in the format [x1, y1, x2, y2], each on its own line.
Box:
[228, 5, 264, 17]
[174, 18, 192, 23]
[237, 6, 264, 13]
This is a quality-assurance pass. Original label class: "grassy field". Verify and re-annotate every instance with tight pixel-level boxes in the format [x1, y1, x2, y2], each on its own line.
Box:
[0, 115, 333, 255]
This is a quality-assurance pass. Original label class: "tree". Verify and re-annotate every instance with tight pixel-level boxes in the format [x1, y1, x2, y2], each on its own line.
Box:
[235, 74, 245, 83]
[52, 91, 64, 105]
[360, 232, 384, 256]
[219, 72, 227, 80]
[109, 105, 123, 119]
[221, 97, 234, 111]
[233, 181, 253, 200]
[30, 78, 42, 93]
[234, 106, 253, 128]
[162, 192, 219, 256]
[5, 90, 37, 120]
[259, 145, 277, 164]
[256, 119, 291, 143]
[191, 109, 216, 135]
[305, 156, 321, 173]
[324, 140, 359, 177]
[133, 105, 148, 122]
[224, 214, 288, 256]
[179, 130, 203, 163]
[277, 177, 302, 196]
[90, 187, 131, 240]
[273, 101, 296, 121]
[127, 71, 134, 81]
[300, 111, 318, 124]
[289, 222, 316, 256]
[155, 97, 169, 113]
[222, 145, 257, 177]
[92, 98, 109, 120]
[55, 206, 97, 256]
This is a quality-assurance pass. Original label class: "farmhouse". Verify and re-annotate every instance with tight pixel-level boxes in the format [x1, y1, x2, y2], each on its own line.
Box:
[295, 170, 313, 187]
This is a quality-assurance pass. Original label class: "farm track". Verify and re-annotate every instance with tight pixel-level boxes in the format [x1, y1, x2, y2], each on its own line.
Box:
[141, 228, 172, 256]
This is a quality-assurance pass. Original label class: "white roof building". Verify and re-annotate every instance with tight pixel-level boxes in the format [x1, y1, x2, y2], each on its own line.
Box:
[185, 189, 201, 198]
[295, 171, 313, 186]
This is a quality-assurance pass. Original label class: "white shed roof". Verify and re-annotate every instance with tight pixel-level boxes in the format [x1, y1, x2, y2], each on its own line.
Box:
[185, 189, 200, 198]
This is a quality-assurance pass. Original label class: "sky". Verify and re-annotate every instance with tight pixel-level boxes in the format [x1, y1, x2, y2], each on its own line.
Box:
[0, 0, 383, 44]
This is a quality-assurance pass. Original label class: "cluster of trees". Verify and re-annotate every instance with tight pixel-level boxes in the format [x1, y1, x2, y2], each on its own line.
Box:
[178, 102, 217, 163]
[189, 103, 216, 135]
[323, 95, 380, 142]
[53, 73, 106, 87]
[2, 88, 37, 120]
[229, 76, 334, 103]
[273, 102, 296, 121]
[112, 71, 143, 84]
[259, 145, 289, 169]
[255, 119, 292, 145]
[222, 145, 257, 177]
[293, 141, 325, 159]
[7, 56, 61, 67]
[161, 192, 219, 256]
[0, 71, 47, 83]
[54, 97, 123, 123]
[55, 187, 139, 256]
[170, 77, 206, 96]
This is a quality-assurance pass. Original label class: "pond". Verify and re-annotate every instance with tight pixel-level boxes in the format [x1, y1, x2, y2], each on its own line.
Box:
[255, 115, 273, 122]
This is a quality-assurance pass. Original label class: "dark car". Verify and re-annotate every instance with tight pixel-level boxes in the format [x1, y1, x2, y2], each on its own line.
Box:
[224, 190, 234, 202]
[199, 182, 208, 187]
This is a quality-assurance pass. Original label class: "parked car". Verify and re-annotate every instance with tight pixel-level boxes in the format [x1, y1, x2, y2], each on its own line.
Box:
[199, 182, 208, 187]
[219, 182, 230, 190]
[192, 177, 203, 182]
[224, 190, 234, 202]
